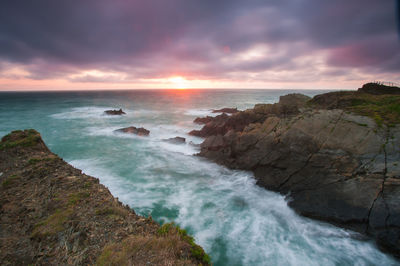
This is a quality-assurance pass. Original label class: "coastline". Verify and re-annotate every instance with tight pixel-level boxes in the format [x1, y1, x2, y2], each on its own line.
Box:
[193, 83, 400, 257]
[0, 129, 210, 265]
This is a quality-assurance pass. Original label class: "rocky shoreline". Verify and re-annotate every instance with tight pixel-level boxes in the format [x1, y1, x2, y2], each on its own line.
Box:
[192, 83, 400, 256]
[0, 130, 210, 265]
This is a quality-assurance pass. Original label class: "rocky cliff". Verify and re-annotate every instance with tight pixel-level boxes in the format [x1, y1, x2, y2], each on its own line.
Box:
[0, 129, 210, 265]
[194, 84, 400, 256]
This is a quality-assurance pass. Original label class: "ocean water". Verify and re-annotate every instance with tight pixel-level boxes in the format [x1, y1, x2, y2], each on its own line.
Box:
[0, 89, 398, 266]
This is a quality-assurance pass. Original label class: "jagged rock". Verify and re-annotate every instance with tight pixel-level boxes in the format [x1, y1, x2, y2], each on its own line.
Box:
[189, 94, 311, 138]
[163, 137, 186, 144]
[212, 107, 239, 114]
[194, 116, 214, 124]
[115, 126, 150, 136]
[104, 109, 126, 115]
[194, 86, 400, 257]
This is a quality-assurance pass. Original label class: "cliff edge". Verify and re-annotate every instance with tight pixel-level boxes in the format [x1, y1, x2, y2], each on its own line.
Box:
[193, 83, 400, 256]
[0, 129, 210, 265]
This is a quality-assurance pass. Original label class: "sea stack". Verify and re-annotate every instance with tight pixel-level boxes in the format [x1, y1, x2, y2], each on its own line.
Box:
[114, 126, 150, 136]
[104, 109, 126, 115]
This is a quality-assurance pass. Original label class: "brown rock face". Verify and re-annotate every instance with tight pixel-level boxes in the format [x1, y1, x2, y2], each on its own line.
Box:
[0, 130, 210, 265]
[189, 93, 311, 138]
[104, 108, 126, 115]
[195, 90, 400, 257]
[115, 126, 150, 136]
[194, 116, 214, 124]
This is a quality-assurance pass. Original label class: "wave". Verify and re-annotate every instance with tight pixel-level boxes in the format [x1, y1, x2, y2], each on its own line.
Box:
[68, 153, 397, 265]
[184, 108, 218, 117]
[50, 106, 125, 119]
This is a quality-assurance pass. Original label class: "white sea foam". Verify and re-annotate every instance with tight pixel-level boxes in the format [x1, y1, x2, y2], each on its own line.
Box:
[50, 106, 118, 119]
[64, 124, 399, 266]
[184, 108, 218, 117]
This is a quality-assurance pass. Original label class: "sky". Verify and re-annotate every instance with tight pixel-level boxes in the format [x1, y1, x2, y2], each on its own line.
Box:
[0, 0, 399, 90]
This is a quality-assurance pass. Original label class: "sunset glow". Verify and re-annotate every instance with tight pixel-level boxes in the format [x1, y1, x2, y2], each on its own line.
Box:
[0, 1, 398, 91]
[168, 76, 187, 89]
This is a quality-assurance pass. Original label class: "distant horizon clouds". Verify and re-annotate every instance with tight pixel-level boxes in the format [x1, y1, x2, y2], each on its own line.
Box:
[0, 0, 399, 90]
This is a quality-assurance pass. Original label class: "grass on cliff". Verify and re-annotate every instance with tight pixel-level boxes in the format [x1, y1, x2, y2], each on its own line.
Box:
[158, 222, 211, 265]
[0, 129, 41, 150]
[97, 222, 211, 266]
[309, 92, 400, 126]
[31, 209, 73, 239]
[346, 94, 400, 126]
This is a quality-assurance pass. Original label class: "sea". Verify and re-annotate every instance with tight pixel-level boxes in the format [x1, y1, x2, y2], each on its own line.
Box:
[0, 89, 398, 266]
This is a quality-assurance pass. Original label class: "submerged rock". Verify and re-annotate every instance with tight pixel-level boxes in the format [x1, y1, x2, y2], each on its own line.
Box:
[0, 129, 210, 265]
[194, 84, 400, 257]
[115, 126, 150, 136]
[104, 108, 126, 115]
[163, 137, 186, 144]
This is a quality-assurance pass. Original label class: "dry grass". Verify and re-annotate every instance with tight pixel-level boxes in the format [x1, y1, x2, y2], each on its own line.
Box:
[97, 235, 193, 266]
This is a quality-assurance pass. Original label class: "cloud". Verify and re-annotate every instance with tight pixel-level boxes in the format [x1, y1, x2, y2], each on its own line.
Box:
[0, 0, 398, 88]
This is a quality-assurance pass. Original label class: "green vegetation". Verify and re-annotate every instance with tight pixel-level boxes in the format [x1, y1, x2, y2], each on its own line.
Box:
[83, 181, 93, 189]
[309, 91, 400, 127]
[68, 191, 90, 206]
[28, 156, 58, 165]
[158, 222, 211, 265]
[1, 174, 19, 189]
[31, 209, 73, 239]
[28, 158, 42, 164]
[95, 207, 129, 218]
[97, 223, 211, 266]
[347, 94, 400, 127]
[0, 129, 41, 150]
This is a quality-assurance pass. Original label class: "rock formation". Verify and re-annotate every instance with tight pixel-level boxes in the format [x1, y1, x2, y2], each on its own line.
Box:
[0, 129, 210, 265]
[194, 85, 400, 256]
[104, 108, 126, 115]
[115, 126, 150, 136]
[194, 116, 214, 124]
[163, 137, 186, 144]
[212, 107, 239, 114]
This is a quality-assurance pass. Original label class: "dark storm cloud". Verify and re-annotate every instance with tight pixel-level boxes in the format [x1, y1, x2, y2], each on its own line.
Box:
[0, 0, 398, 81]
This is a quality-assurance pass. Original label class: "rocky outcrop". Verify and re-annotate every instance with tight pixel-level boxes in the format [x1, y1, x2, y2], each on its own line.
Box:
[163, 137, 186, 144]
[0, 130, 210, 265]
[104, 109, 126, 115]
[194, 90, 400, 256]
[358, 83, 400, 95]
[194, 116, 214, 124]
[189, 93, 311, 138]
[115, 126, 150, 136]
[212, 107, 239, 114]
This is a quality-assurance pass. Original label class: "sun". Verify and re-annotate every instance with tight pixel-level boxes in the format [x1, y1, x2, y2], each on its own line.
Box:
[168, 76, 187, 89]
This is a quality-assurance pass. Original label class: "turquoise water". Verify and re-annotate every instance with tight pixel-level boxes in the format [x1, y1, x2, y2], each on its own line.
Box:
[0, 89, 398, 265]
